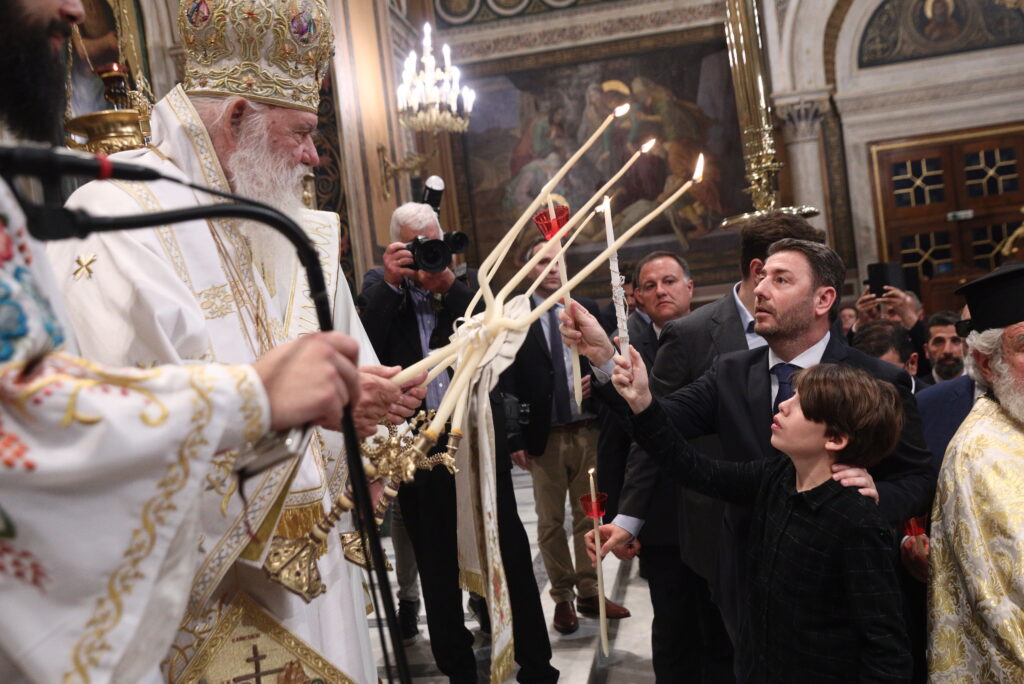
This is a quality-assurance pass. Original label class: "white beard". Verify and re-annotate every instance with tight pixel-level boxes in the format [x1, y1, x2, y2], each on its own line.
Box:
[992, 355, 1024, 426]
[223, 113, 308, 284]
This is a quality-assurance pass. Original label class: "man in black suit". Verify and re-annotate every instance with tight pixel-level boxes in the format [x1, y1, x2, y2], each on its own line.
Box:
[360, 203, 557, 683]
[610, 213, 824, 682]
[565, 239, 934, 671]
[503, 237, 630, 635]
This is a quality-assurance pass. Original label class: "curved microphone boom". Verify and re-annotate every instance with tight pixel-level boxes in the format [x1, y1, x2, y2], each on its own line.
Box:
[1, 144, 411, 683]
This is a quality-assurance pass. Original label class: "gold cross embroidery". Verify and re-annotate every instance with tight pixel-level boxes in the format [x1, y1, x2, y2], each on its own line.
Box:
[73, 254, 97, 280]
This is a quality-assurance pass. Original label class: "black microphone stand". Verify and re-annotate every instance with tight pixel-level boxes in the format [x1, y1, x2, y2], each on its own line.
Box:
[12, 185, 411, 683]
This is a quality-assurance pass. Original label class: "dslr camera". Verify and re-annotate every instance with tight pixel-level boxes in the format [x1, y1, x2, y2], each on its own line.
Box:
[404, 175, 469, 273]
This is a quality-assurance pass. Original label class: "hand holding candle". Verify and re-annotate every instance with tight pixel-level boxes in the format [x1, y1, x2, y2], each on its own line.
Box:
[583, 467, 610, 656]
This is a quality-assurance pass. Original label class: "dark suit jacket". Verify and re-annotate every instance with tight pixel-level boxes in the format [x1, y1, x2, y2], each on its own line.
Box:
[502, 296, 601, 457]
[358, 267, 477, 370]
[630, 333, 935, 628]
[357, 267, 517, 473]
[916, 374, 975, 469]
[620, 292, 747, 572]
[592, 312, 658, 521]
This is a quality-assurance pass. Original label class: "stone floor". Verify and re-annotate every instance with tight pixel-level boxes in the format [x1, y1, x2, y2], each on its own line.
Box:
[370, 469, 656, 683]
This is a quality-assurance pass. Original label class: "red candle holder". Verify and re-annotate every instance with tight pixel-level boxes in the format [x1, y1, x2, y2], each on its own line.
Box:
[580, 492, 607, 519]
[532, 205, 570, 240]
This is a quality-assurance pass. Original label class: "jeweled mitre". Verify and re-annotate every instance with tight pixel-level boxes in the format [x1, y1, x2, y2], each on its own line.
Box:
[179, 0, 334, 113]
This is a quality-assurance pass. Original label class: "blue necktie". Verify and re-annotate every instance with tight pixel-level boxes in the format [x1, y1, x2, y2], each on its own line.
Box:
[548, 307, 572, 425]
[772, 363, 799, 415]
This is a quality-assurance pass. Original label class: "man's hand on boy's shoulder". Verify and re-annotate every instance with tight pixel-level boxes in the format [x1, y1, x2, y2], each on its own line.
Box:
[831, 464, 879, 504]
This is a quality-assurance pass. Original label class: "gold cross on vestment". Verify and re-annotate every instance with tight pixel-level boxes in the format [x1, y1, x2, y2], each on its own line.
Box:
[73, 254, 97, 280]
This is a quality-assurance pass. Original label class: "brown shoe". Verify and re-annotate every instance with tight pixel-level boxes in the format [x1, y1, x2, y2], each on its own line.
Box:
[552, 600, 579, 634]
[577, 595, 631, 619]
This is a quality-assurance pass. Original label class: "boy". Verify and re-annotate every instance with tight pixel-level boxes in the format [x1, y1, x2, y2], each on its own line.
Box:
[603, 354, 912, 682]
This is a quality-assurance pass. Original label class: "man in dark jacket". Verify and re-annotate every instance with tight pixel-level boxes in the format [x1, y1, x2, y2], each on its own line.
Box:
[359, 203, 557, 683]
[503, 236, 630, 635]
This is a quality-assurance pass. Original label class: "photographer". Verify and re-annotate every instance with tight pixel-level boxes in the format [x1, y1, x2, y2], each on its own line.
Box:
[358, 202, 557, 683]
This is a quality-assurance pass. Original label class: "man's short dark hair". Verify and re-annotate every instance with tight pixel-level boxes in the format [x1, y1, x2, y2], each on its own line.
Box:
[739, 212, 824, 280]
[633, 251, 691, 286]
[852, 321, 913, 363]
[794, 364, 904, 469]
[925, 310, 960, 333]
[519, 236, 550, 266]
[767, 238, 846, 322]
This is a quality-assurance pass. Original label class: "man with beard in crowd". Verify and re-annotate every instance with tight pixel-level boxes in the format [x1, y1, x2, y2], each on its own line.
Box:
[0, 1, 367, 682]
[47, 1, 426, 681]
[920, 310, 965, 387]
[928, 263, 1024, 681]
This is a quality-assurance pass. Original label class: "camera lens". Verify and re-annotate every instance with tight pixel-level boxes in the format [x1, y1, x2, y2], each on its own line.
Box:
[445, 231, 469, 255]
[416, 240, 450, 273]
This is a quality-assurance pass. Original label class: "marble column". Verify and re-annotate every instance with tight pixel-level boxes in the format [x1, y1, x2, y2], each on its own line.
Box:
[776, 94, 829, 234]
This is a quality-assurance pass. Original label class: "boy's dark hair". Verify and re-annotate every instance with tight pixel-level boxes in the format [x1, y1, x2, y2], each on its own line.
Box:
[633, 251, 691, 286]
[793, 364, 904, 468]
[852, 320, 913, 363]
[739, 212, 824, 280]
[767, 238, 846, 322]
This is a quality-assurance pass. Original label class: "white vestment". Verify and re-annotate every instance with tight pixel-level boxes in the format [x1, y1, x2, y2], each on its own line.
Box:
[0, 180, 272, 684]
[47, 85, 377, 683]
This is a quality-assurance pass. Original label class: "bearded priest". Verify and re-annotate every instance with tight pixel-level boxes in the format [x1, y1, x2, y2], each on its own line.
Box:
[46, 1, 425, 682]
[928, 262, 1024, 681]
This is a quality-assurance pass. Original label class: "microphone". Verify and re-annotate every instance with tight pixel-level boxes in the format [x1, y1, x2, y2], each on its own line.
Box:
[0, 145, 165, 182]
[421, 174, 444, 214]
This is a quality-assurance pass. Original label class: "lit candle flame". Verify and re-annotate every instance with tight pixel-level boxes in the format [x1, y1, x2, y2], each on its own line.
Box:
[693, 153, 705, 183]
[588, 467, 595, 476]
[598, 196, 611, 214]
[614, 103, 631, 117]
[641, 139, 656, 153]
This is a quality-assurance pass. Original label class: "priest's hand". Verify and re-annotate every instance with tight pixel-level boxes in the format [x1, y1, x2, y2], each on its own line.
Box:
[254, 332, 361, 430]
[383, 241, 417, 287]
[831, 463, 879, 504]
[353, 366, 405, 438]
[559, 300, 615, 366]
[585, 523, 638, 563]
[610, 344, 652, 414]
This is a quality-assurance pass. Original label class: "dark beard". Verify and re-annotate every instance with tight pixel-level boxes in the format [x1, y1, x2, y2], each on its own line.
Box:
[0, 3, 71, 142]
[934, 355, 964, 381]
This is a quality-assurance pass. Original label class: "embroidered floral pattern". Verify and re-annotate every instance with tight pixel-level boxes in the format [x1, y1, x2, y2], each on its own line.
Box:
[0, 282, 27, 362]
[0, 539, 49, 591]
[14, 266, 64, 350]
[0, 213, 14, 264]
[186, 0, 211, 27]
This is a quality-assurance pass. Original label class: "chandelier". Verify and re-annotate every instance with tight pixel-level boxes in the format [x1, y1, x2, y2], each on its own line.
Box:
[395, 23, 475, 134]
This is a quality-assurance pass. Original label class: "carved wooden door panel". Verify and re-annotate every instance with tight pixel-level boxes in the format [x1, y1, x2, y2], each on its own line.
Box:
[870, 123, 1024, 312]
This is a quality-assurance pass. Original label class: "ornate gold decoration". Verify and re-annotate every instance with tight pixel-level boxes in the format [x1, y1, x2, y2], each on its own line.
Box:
[64, 12, 154, 155]
[376, 140, 438, 201]
[263, 493, 354, 603]
[721, 0, 818, 229]
[1000, 207, 1024, 257]
[178, 0, 335, 113]
[72, 255, 97, 280]
[361, 418, 422, 484]
[176, 592, 357, 683]
[195, 283, 236, 319]
[64, 365, 216, 684]
[340, 530, 393, 571]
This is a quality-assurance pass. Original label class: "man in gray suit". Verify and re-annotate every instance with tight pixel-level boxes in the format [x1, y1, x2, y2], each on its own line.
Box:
[615, 212, 825, 682]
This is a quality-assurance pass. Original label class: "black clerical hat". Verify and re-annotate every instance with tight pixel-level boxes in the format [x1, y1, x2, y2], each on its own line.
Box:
[955, 262, 1024, 335]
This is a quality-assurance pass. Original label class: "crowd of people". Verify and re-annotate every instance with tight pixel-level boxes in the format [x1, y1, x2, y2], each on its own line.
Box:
[2, 1, 1023, 684]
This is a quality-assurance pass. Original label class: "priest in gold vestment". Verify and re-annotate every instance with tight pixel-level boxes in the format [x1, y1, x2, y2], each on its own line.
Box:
[929, 263, 1024, 682]
[46, 1, 424, 682]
